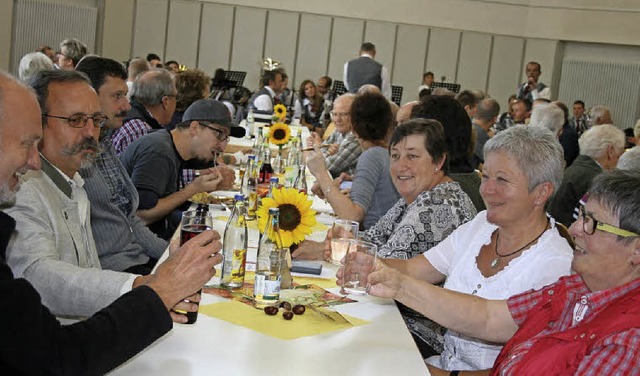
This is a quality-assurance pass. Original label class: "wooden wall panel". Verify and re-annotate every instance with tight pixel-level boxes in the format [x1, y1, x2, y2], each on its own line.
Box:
[426, 28, 461, 84]
[364, 21, 396, 81]
[487, 36, 525, 105]
[392, 24, 429, 103]
[294, 14, 331, 89]
[198, 3, 234, 75]
[327, 18, 364, 85]
[165, 0, 201, 68]
[457, 32, 492, 92]
[132, 0, 168, 60]
[230, 7, 266, 90]
[264, 10, 299, 86]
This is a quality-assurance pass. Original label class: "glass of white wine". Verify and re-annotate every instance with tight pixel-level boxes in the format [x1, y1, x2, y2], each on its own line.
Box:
[329, 219, 359, 265]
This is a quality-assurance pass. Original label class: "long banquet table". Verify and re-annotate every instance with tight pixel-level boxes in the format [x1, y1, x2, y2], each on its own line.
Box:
[109, 132, 429, 375]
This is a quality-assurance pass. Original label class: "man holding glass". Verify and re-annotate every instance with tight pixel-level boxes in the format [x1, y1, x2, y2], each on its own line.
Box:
[0, 70, 223, 374]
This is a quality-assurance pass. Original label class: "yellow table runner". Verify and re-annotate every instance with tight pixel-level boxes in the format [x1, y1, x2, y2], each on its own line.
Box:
[200, 300, 368, 340]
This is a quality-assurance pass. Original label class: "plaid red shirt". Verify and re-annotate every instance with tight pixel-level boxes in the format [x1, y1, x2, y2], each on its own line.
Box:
[112, 118, 150, 156]
[497, 274, 640, 375]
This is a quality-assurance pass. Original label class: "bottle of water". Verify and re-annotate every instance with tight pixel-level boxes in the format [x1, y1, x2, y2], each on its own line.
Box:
[254, 208, 284, 309]
[267, 177, 279, 198]
[246, 156, 258, 220]
[293, 164, 308, 194]
[220, 194, 248, 289]
[247, 108, 255, 139]
[287, 135, 300, 166]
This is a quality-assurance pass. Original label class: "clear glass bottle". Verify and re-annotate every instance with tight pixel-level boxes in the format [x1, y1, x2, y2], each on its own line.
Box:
[259, 148, 273, 184]
[220, 194, 248, 289]
[246, 108, 255, 139]
[240, 154, 255, 196]
[287, 135, 300, 166]
[246, 156, 258, 220]
[293, 164, 308, 194]
[267, 177, 279, 198]
[254, 208, 284, 309]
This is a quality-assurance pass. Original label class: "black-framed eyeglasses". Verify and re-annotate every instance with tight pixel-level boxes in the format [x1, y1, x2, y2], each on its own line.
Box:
[577, 205, 639, 238]
[43, 113, 108, 128]
[198, 122, 229, 143]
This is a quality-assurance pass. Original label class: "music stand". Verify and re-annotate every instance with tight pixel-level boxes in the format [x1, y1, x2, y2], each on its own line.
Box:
[391, 85, 403, 106]
[331, 80, 348, 97]
[431, 82, 461, 94]
[211, 70, 247, 100]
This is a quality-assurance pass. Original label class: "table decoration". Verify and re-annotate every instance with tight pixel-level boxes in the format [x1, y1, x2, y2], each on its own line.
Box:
[257, 187, 317, 248]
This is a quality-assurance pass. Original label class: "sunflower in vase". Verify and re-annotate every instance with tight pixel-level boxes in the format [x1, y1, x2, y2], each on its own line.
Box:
[268, 122, 291, 146]
[257, 187, 317, 248]
[273, 103, 287, 123]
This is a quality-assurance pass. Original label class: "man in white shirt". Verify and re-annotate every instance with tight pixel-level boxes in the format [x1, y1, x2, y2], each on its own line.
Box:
[248, 68, 285, 112]
[5, 69, 208, 322]
[516, 61, 551, 102]
[343, 42, 391, 99]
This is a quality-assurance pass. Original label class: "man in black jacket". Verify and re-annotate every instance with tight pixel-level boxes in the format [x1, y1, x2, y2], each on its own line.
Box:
[0, 71, 222, 375]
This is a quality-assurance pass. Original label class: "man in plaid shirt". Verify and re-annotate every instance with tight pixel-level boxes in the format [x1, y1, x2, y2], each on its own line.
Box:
[306, 93, 361, 178]
[112, 69, 176, 156]
[354, 170, 640, 375]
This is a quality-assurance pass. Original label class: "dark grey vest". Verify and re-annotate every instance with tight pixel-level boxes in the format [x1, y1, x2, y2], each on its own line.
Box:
[247, 87, 273, 112]
[346, 56, 382, 93]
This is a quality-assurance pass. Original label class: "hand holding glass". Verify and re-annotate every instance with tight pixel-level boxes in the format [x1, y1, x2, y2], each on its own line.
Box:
[178, 209, 212, 324]
[341, 240, 377, 295]
[329, 219, 359, 265]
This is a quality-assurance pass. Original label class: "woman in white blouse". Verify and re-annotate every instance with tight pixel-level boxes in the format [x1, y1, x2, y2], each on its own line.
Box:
[358, 125, 574, 371]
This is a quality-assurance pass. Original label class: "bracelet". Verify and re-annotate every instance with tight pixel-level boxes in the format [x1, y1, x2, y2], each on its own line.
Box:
[323, 184, 332, 195]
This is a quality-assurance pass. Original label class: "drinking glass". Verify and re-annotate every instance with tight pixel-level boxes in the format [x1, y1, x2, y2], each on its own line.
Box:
[329, 219, 359, 265]
[178, 209, 212, 324]
[341, 240, 377, 295]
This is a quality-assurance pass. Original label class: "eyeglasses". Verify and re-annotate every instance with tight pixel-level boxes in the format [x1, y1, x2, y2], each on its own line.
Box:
[43, 113, 108, 128]
[577, 205, 639, 238]
[198, 122, 229, 143]
[330, 111, 350, 119]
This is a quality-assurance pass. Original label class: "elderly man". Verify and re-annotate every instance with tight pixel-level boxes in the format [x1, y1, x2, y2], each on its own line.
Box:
[120, 99, 245, 239]
[58, 38, 88, 70]
[549, 124, 625, 227]
[5, 69, 220, 323]
[0, 70, 221, 374]
[589, 105, 613, 127]
[511, 98, 531, 125]
[471, 98, 500, 169]
[112, 69, 176, 156]
[126, 57, 151, 99]
[344, 42, 391, 99]
[529, 102, 564, 137]
[306, 94, 361, 178]
[247, 68, 285, 113]
[75, 56, 167, 274]
[456, 89, 483, 119]
[516, 61, 550, 102]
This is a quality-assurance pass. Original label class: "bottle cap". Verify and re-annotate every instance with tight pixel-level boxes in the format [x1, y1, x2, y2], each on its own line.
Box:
[270, 177, 279, 183]
[268, 207, 280, 214]
[234, 194, 245, 201]
[248, 155, 256, 160]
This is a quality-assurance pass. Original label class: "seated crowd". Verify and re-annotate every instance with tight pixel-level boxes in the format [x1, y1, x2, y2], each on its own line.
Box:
[1, 39, 639, 375]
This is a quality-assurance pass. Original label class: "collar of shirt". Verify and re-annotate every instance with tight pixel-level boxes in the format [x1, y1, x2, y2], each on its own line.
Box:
[50, 162, 89, 226]
[265, 86, 276, 98]
[360, 53, 374, 59]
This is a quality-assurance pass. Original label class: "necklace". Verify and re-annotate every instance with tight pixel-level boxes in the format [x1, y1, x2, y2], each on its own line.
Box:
[490, 217, 550, 269]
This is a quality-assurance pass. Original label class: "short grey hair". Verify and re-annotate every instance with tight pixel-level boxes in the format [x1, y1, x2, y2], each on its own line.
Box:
[128, 57, 151, 80]
[484, 124, 564, 196]
[579, 124, 625, 159]
[19, 52, 53, 82]
[130, 69, 175, 106]
[530, 103, 564, 135]
[588, 169, 640, 243]
[589, 105, 611, 126]
[617, 146, 640, 172]
[59, 38, 88, 66]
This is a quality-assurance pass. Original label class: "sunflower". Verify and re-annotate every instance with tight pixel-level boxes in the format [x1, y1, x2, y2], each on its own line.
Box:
[268, 122, 291, 146]
[273, 104, 287, 121]
[257, 187, 317, 248]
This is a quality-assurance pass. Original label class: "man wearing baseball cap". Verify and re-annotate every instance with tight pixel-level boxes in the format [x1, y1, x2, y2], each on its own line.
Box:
[120, 99, 245, 239]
